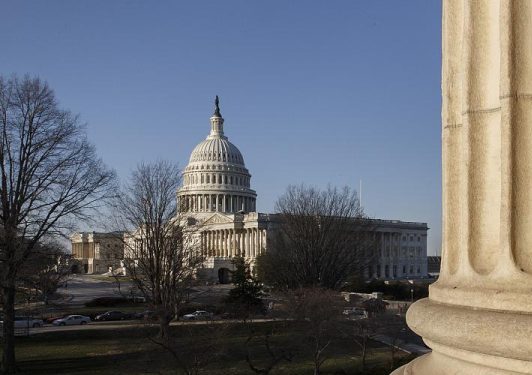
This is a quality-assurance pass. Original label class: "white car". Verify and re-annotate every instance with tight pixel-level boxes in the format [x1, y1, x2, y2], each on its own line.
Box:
[53, 315, 91, 326]
[181, 310, 213, 321]
[8, 316, 44, 328]
[343, 308, 368, 320]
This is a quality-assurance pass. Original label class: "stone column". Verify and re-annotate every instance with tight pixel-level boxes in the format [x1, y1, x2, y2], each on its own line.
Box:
[393, 1, 532, 374]
[228, 230, 232, 257]
[238, 231, 243, 257]
[241, 231, 246, 257]
[219, 230, 223, 257]
[224, 230, 229, 257]
[250, 229, 255, 257]
[257, 229, 262, 255]
[246, 230, 250, 258]
[207, 232, 211, 257]
[215, 231, 219, 257]
[223, 230, 227, 257]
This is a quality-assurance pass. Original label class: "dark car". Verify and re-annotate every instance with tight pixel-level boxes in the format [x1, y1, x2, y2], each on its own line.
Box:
[94, 311, 130, 321]
[133, 310, 157, 321]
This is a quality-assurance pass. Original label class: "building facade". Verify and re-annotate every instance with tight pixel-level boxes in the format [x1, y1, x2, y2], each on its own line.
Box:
[177, 98, 428, 283]
[369, 220, 428, 280]
[71, 97, 428, 281]
[70, 232, 124, 274]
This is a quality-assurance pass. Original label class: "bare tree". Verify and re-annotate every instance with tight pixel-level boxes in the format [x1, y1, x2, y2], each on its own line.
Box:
[0, 75, 115, 373]
[287, 288, 345, 375]
[244, 320, 296, 375]
[257, 185, 376, 290]
[113, 160, 203, 340]
[17, 242, 72, 306]
[150, 320, 229, 375]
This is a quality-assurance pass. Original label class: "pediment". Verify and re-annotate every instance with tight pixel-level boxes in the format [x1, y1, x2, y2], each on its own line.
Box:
[202, 213, 233, 225]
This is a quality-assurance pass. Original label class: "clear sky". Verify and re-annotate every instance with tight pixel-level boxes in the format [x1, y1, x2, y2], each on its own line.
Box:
[0, 1, 442, 255]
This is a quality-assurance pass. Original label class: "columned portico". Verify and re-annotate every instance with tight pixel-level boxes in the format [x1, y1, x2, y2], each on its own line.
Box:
[200, 226, 266, 261]
[393, 1, 532, 373]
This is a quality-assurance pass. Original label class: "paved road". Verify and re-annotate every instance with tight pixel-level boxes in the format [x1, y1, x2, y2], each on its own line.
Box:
[56, 274, 133, 307]
[27, 318, 272, 335]
[55, 274, 232, 308]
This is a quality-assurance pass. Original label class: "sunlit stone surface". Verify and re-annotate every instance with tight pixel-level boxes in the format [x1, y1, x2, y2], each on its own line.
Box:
[393, 1, 532, 373]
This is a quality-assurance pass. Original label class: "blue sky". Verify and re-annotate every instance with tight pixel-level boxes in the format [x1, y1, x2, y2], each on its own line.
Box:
[1, 1, 442, 255]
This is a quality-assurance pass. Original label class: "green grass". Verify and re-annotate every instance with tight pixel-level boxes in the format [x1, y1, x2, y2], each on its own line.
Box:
[4, 322, 414, 374]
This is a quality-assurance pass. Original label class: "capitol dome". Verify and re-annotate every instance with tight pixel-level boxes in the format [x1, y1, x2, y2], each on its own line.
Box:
[189, 137, 245, 165]
[178, 97, 257, 214]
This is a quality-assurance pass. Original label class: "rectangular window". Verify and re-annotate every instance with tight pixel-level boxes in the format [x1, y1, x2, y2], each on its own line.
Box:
[403, 265, 406, 274]
[393, 265, 397, 278]
[385, 265, 389, 278]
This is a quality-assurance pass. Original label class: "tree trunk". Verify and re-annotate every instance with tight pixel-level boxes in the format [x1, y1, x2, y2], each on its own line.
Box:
[361, 337, 367, 372]
[313, 341, 321, 375]
[158, 315, 171, 341]
[2, 284, 17, 374]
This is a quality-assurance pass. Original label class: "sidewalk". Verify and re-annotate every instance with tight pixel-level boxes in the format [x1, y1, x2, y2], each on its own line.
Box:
[373, 334, 431, 355]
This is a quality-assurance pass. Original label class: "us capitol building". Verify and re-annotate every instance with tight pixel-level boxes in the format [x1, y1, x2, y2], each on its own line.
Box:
[72, 97, 428, 283]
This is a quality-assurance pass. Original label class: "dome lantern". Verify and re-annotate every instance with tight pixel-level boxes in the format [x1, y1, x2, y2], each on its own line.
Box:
[209, 95, 225, 139]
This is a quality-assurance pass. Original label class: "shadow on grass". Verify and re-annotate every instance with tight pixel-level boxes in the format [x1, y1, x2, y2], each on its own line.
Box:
[17, 349, 161, 375]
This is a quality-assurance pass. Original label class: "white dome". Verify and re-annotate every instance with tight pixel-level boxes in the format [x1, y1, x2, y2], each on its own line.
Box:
[178, 97, 257, 214]
[189, 137, 245, 165]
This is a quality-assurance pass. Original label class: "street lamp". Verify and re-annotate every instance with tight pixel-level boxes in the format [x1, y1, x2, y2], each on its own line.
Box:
[410, 288, 414, 303]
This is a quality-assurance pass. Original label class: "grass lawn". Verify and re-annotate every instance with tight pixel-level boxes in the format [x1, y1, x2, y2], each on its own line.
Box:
[5, 321, 416, 374]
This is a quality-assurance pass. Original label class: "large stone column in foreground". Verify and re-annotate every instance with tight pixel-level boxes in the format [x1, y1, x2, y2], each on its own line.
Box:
[393, 1, 532, 374]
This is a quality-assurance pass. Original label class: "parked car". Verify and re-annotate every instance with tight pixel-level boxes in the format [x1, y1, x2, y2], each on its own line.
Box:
[52, 315, 90, 326]
[343, 307, 368, 320]
[94, 311, 131, 321]
[181, 310, 213, 321]
[4, 316, 44, 328]
[133, 310, 157, 321]
[126, 295, 146, 303]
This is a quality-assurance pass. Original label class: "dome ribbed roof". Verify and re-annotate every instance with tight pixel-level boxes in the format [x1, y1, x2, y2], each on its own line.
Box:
[189, 138, 245, 165]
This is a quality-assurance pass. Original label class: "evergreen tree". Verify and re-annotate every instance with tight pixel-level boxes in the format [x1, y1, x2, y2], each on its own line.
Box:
[224, 257, 265, 317]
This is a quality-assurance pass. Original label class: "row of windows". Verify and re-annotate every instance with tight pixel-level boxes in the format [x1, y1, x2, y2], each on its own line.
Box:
[371, 264, 422, 278]
[188, 164, 246, 173]
[185, 173, 250, 187]
[194, 151, 242, 163]
[380, 246, 423, 258]
[379, 233, 423, 244]
[402, 234, 422, 242]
